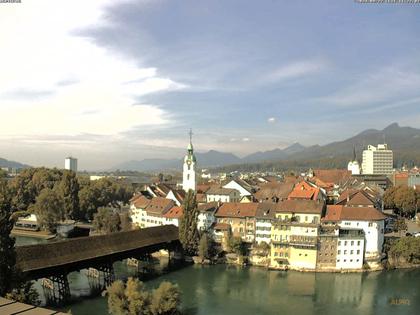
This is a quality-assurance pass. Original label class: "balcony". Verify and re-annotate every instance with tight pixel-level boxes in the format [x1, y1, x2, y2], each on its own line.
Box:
[289, 235, 318, 247]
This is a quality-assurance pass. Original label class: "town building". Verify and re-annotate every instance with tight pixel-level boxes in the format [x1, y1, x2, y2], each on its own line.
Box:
[182, 130, 197, 193]
[64, 156, 78, 172]
[323, 205, 386, 268]
[163, 206, 183, 227]
[270, 200, 324, 270]
[362, 144, 393, 175]
[129, 196, 174, 228]
[222, 179, 253, 198]
[255, 203, 275, 244]
[206, 187, 240, 203]
[215, 203, 259, 242]
[197, 202, 219, 231]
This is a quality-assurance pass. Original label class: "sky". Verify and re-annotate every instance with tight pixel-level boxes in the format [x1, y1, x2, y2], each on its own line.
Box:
[1, 0, 420, 170]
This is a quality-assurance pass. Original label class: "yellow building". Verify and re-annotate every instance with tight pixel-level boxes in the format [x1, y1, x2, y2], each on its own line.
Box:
[270, 200, 324, 270]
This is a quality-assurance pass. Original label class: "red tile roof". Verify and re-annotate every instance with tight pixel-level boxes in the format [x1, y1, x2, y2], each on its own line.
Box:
[163, 206, 183, 219]
[275, 199, 324, 215]
[312, 169, 351, 185]
[288, 181, 320, 200]
[215, 203, 258, 218]
[145, 197, 175, 215]
[132, 195, 151, 209]
[254, 182, 294, 201]
[337, 189, 376, 207]
[324, 205, 386, 222]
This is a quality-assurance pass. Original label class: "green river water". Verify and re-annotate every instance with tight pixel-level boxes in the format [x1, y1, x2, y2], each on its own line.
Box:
[15, 236, 420, 315]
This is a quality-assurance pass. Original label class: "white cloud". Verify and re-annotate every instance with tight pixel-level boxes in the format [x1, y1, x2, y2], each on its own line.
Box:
[0, 0, 185, 138]
[242, 137, 250, 142]
[268, 117, 276, 123]
[266, 60, 326, 82]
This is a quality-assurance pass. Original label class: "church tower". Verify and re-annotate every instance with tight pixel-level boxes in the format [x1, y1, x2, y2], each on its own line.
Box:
[347, 145, 361, 175]
[183, 129, 197, 192]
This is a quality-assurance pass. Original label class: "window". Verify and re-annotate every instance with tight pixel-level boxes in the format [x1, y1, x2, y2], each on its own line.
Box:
[350, 259, 353, 262]
[357, 250, 360, 254]
[368, 222, 373, 227]
[338, 241, 341, 246]
[305, 216, 308, 222]
[351, 241, 354, 246]
[344, 241, 348, 246]
[350, 250, 354, 254]
[338, 250, 341, 255]
[187, 174, 190, 180]
[337, 259, 340, 262]
[344, 250, 347, 254]
[357, 241, 360, 246]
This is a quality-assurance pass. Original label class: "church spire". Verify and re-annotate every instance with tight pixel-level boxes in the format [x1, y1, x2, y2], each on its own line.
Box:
[353, 145, 357, 162]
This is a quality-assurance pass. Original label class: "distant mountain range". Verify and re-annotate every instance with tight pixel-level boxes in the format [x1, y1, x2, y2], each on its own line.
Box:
[113, 123, 420, 172]
[113, 143, 306, 172]
[0, 157, 29, 169]
[2, 123, 419, 172]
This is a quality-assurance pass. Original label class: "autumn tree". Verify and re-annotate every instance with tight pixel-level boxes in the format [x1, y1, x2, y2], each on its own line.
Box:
[384, 186, 418, 218]
[150, 281, 181, 315]
[106, 278, 181, 315]
[179, 190, 199, 256]
[92, 207, 121, 234]
[32, 188, 65, 232]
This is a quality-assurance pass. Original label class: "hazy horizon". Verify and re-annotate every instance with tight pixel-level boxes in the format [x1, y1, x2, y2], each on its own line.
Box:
[1, 1, 420, 170]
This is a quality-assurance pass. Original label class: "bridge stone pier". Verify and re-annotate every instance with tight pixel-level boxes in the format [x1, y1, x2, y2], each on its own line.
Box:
[16, 225, 181, 305]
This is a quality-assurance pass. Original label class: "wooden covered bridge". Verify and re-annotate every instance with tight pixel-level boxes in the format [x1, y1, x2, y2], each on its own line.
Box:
[16, 225, 180, 304]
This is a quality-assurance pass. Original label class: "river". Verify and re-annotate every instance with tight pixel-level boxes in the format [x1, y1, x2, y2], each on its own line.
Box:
[15, 237, 420, 315]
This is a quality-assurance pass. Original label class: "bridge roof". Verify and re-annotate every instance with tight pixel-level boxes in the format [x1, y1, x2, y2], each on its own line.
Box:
[16, 225, 179, 274]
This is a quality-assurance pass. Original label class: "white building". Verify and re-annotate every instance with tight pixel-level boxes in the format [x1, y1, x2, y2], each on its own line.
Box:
[362, 144, 393, 175]
[182, 131, 197, 192]
[197, 202, 219, 231]
[336, 229, 365, 270]
[65, 156, 78, 173]
[324, 205, 386, 268]
[130, 196, 174, 229]
[206, 187, 240, 203]
[255, 204, 275, 244]
[223, 179, 253, 198]
[347, 147, 361, 175]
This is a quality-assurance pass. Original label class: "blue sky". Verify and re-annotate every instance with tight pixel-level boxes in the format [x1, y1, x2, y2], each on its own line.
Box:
[1, 0, 420, 169]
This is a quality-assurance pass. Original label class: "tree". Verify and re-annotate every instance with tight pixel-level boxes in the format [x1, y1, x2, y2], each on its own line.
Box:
[150, 281, 181, 315]
[178, 190, 199, 256]
[92, 207, 121, 234]
[106, 278, 181, 315]
[56, 170, 80, 220]
[121, 212, 132, 232]
[32, 188, 65, 233]
[388, 237, 420, 264]
[393, 217, 407, 237]
[107, 278, 150, 315]
[198, 233, 215, 260]
[78, 184, 100, 221]
[384, 186, 418, 218]
[229, 236, 246, 256]
[0, 178, 15, 296]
